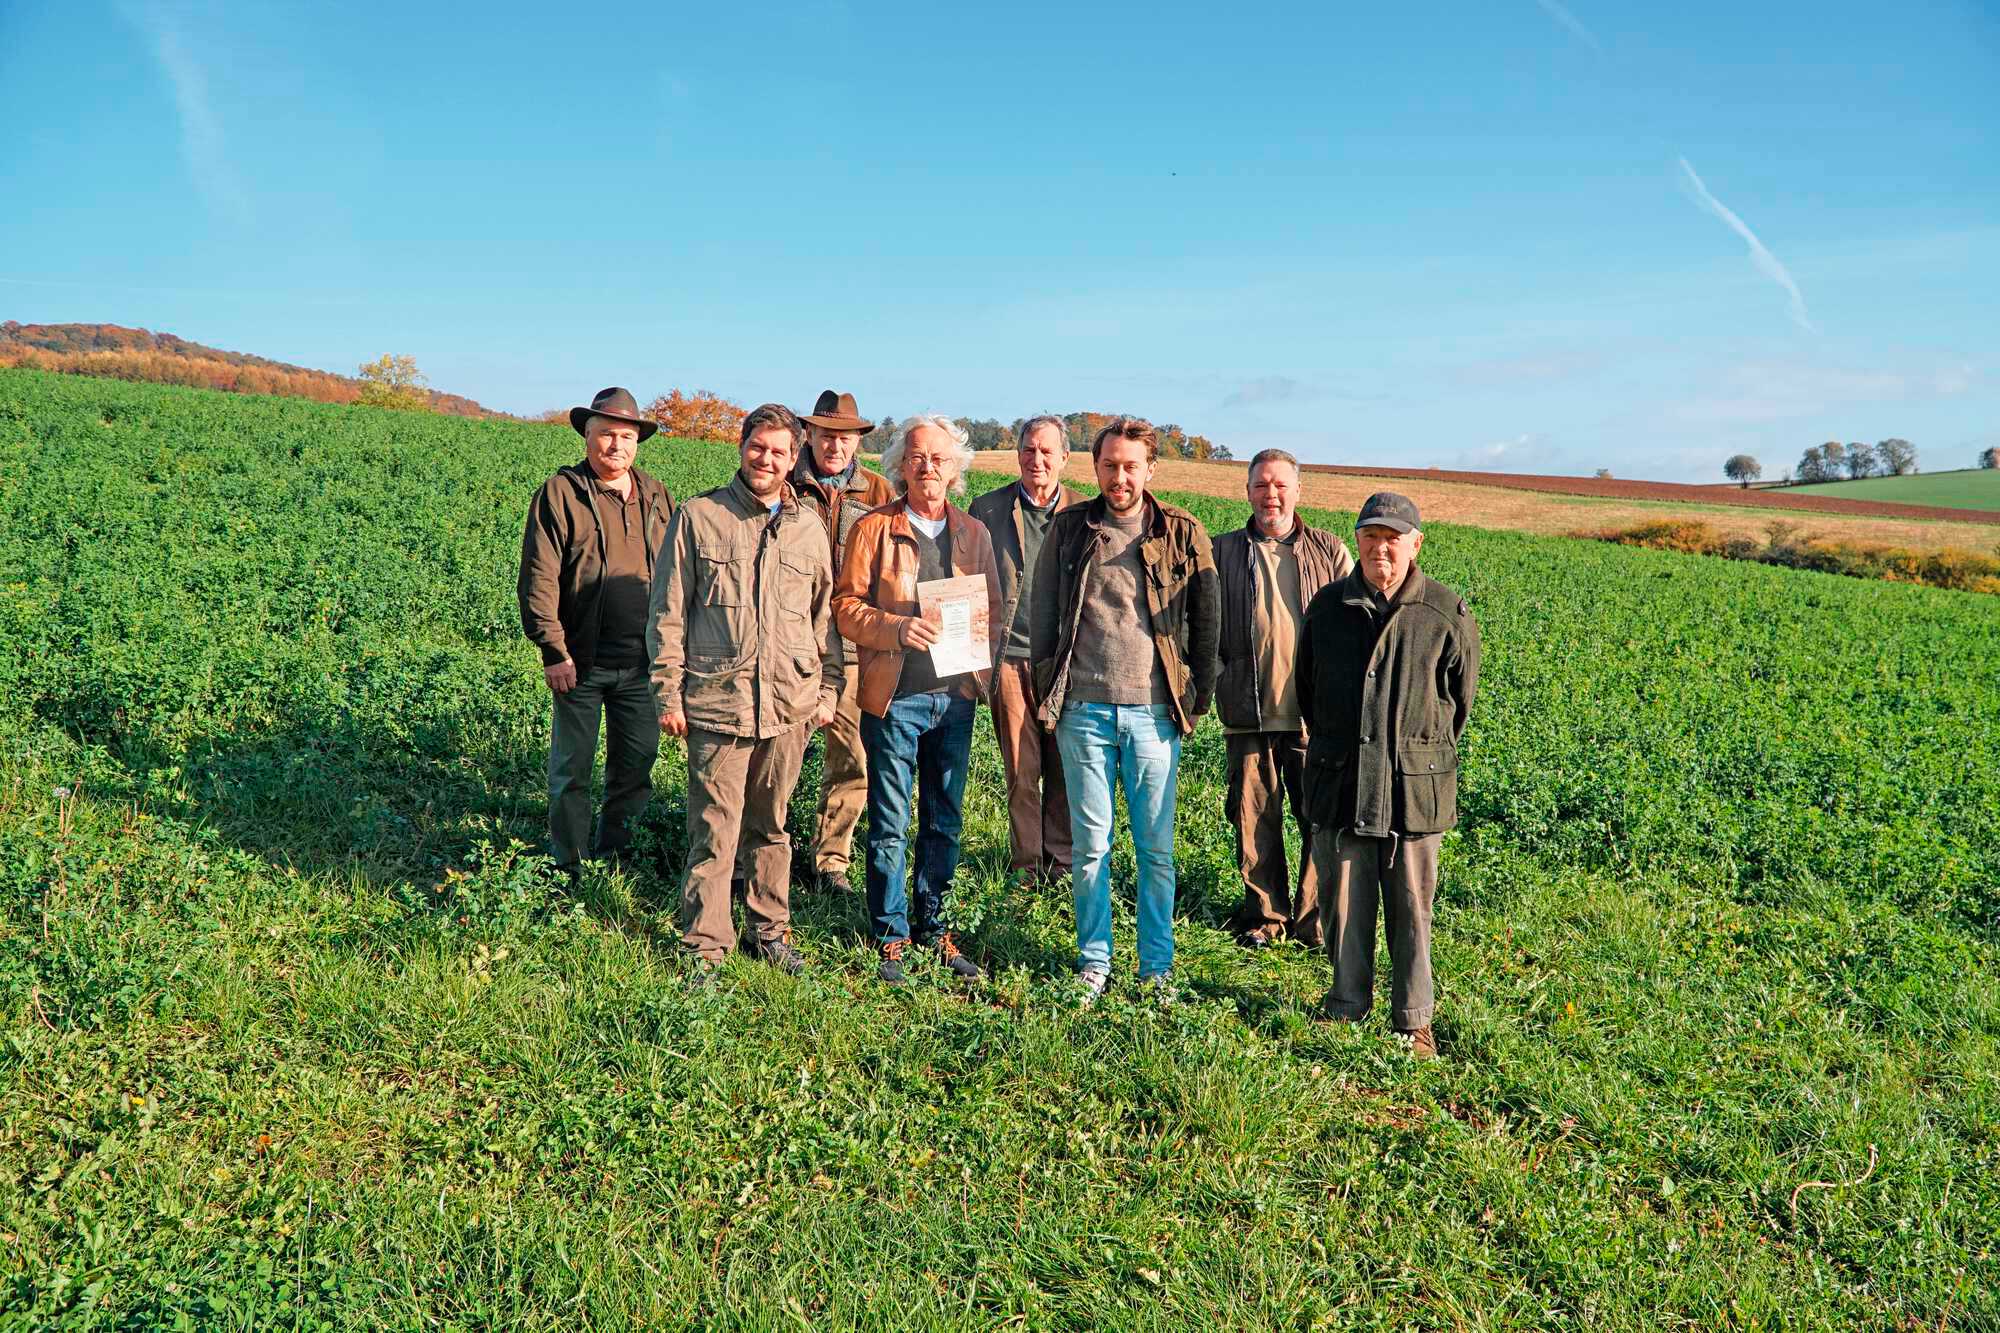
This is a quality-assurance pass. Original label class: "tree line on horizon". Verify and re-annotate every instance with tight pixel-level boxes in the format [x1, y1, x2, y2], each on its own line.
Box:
[555, 390, 1237, 463]
[1721, 438, 1951, 488]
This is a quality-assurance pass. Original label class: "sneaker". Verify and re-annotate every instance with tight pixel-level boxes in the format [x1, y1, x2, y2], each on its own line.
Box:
[1146, 972, 1177, 1005]
[1076, 966, 1110, 1007]
[933, 931, 982, 980]
[878, 939, 910, 985]
[1395, 1025, 1439, 1060]
[758, 934, 807, 976]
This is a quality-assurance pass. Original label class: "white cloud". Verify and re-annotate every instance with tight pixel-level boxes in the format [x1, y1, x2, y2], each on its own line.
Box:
[125, 4, 250, 223]
[1676, 156, 1815, 334]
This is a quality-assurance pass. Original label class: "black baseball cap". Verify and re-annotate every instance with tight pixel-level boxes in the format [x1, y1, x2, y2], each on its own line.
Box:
[1357, 491, 1421, 534]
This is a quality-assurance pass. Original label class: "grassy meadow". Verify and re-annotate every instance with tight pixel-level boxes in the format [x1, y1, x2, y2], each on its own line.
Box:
[2, 368, 1997, 1329]
[1789, 466, 2000, 512]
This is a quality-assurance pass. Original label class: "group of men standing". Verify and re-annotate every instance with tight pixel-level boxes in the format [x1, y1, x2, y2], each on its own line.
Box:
[518, 388, 1478, 1056]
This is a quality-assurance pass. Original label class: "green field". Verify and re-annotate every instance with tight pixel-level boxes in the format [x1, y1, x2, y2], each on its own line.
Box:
[3, 368, 1997, 1328]
[1789, 466, 2000, 511]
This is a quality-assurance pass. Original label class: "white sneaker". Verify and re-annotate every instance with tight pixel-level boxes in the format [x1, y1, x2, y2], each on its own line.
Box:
[1077, 967, 1110, 1007]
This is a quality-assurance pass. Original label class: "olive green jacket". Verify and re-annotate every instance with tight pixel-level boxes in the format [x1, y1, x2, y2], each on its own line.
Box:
[1298, 566, 1480, 836]
[646, 474, 842, 739]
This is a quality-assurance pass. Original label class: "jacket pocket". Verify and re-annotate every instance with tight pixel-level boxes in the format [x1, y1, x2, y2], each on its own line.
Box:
[1394, 744, 1458, 832]
[1304, 750, 1348, 829]
[696, 541, 751, 606]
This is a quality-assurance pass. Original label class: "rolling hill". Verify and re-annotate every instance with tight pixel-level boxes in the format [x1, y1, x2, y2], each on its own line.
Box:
[0, 320, 499, 417]
[1790, 466, 2000, 513]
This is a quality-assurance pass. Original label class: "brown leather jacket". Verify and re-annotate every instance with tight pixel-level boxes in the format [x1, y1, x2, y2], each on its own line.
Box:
[517, 461, 674, 674]
[1028, 493, 1220, 737]
[832, 501, 1003, 718]
[1211, 520, 1354, 731]
[966, 480, 1084, 651]
[646, 474, 842, 739]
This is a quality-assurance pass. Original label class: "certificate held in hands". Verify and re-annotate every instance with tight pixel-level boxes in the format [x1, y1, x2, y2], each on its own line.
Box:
[916, 574, 990, 680]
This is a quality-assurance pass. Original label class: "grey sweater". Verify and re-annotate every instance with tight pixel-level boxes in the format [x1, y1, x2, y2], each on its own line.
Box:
[1068, 505, 1169, 706]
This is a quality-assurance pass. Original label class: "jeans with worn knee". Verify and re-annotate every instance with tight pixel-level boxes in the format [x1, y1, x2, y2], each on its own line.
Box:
[860, 691, 976, 945]
[1054, 701, 1181, 978]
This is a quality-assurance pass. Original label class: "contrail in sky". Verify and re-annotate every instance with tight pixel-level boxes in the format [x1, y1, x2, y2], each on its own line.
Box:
[1676, 156, 1816, 334]
[124, 4, 251, 224]
[1533, 0, 1603, 53]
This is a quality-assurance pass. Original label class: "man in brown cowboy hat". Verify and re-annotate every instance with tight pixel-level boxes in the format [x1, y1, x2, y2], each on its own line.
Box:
[789, 389, 896, 893]
[519, 386, 675, 884]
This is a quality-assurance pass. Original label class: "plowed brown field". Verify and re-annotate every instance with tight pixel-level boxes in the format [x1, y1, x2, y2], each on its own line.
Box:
[969, 454, 2000, 556]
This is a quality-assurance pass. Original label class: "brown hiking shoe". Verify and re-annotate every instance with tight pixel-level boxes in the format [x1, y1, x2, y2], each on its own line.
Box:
[1396, 1025, 1439, 1060]
[933, 931, 982, 980]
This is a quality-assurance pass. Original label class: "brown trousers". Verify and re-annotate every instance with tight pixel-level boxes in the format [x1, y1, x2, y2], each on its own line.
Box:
[1225, 731, 1320, 944]
[809, 665, 868, 875]
[681, 723, 811, 960]
[1314, 827, 1440, 1030]
[989, 657, 1072, 878]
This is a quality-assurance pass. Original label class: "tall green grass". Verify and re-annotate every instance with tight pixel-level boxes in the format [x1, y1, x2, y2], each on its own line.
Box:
[2, 370, 1996, 1328]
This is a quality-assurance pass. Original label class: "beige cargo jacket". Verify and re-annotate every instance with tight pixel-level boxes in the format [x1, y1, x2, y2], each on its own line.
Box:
[647, 474, 843, 739]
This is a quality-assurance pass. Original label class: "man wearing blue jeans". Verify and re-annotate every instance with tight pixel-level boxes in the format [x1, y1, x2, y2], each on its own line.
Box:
[1030, 417, 1221, 1003]
[833, 415, 1003, 984]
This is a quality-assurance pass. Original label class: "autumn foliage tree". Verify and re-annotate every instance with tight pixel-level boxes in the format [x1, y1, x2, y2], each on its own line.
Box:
[647, 390, 745, 443]
[355, 354, 430, 412]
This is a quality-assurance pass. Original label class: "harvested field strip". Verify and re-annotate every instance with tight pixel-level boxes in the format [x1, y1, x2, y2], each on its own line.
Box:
[1295, 462, 2000, 523]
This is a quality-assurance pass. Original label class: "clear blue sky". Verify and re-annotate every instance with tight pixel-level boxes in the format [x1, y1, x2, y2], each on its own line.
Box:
[3, 0, 1995, 481]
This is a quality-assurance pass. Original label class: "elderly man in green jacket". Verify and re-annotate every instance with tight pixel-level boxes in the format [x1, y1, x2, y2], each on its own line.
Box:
[1299, 492, 1479, 1059]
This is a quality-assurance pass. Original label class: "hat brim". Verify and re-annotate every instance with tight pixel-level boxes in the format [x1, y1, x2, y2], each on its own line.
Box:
[801, 413, 876, 434]
[571, 406, 659, 442]
[1356, 516, 1417, 534]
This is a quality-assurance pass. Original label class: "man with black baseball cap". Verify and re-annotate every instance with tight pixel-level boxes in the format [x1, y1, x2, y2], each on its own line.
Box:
[518, 387, 675, 883]
[1297, 491, 1480, 1058]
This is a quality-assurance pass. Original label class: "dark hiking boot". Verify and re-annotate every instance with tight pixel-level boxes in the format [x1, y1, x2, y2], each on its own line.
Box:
[759, 934, 807, 976]
[933, 932, 982, 980]
[809, 868, 855, 894]
[878, 939, 910, 985]
[1236, 924, 1281, 950]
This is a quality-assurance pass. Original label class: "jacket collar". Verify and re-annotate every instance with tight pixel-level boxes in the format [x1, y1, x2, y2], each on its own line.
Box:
[1013, 480, 1076, 512]
[885, 497, 963, 541]
[726, 470, 794, 517]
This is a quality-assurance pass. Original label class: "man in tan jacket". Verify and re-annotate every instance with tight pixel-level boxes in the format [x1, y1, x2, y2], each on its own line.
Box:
[789, 389, 897, 894]
[648, 403, 841, 974]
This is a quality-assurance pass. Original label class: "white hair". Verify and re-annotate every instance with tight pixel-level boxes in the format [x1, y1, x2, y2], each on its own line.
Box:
[881, 413, 974, 496]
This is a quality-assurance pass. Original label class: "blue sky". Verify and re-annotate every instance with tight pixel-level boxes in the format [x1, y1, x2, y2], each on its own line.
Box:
[3, 1, 1995, 481]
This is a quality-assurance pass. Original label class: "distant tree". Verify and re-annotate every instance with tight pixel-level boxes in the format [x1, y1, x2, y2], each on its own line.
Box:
[646, 389, 745, 443]
[1877, 438, 1918, 475]
[1796, 444, 1837, 483]
[955, 417, 1015, 450]
[1844, 442, 1878, 479]
[1594, 468, 1614, 479]
[356, 353, 429, 411]
[1723, 454, 1762, 487]
[1980, 446, 1998, 470]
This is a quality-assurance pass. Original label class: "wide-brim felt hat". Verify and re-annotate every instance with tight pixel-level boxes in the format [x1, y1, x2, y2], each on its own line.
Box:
[570, 386, 658, 441]
[799, 389, 876, 434]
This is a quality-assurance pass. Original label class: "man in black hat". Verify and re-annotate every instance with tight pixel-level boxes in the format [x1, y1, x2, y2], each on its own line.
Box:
[518, 387, 676, 881]
[1298, 492, 1479, 1059]
[789, 389, 897, 893]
